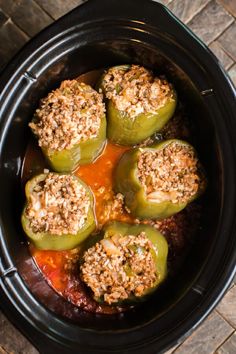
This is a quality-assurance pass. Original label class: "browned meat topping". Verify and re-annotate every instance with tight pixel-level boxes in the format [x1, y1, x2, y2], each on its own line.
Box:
[102, 64, 173, 118]
[25, 173, 91, 235]
[29, 80, 105, 151]
[137, 142, 204, 204]
[80, 232, 158, 304]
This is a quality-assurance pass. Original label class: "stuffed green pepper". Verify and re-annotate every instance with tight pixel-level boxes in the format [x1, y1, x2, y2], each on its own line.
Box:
[29, 80, 106, 172]
[21, 172, 96, 250]
[98, 64, 177, 145]
[115, 139, 206, 219]
[80, 221, 168, 304]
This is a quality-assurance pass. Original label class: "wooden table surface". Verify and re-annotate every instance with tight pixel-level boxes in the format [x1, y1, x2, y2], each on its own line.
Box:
[0, 1, 235, 353]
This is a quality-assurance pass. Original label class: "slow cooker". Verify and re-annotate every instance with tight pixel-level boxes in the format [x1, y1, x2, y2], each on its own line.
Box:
[0, 0, 235, 353]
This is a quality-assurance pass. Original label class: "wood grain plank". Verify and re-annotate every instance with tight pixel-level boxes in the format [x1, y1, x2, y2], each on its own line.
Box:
[35, 0, 84, 20]
[209, 40, 234, 69]
[0, 347, 8, 354]
[216, 331, 236, 354]
[217, 0, 236, 17]
[0, 0, 52, 37]
[188, 0, 234, 45]
[0, 19, 29, 69]
[167, 0, 211, 23]
[217, 285, 236, 328]
[173, 311, 234, 354]
[0, 311, 38, 354]
[218, 23, 236, 61]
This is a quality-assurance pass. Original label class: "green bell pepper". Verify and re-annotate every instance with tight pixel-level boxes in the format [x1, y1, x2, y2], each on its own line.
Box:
[98, 65, 177, 145]
[39, 114, 106, 172]
[81, 221, 168, 304]
[114, 139, 206, 219]
[103, 221, 168, 290]
[21, 173, 96, 250]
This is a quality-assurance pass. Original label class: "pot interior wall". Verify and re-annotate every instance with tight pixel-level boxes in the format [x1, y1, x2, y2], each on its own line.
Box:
[0, 39, 221, 330]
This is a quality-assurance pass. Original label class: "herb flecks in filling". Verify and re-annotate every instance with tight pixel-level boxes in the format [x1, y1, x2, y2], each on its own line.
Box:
[102, 65, 173, 118]
[80, 232, 158, 304]
[25, 173, 90, 235]
[29, 80, 105, 151]
[137, 142, 204, 204]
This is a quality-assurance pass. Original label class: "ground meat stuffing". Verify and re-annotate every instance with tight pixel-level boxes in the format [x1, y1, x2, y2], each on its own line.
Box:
[80, 232, 158, 304]
[137, 142, 204, 204]
[102, 64, 174, 118]
[25, 173, 90, 235]
[29, 80, 105, 151]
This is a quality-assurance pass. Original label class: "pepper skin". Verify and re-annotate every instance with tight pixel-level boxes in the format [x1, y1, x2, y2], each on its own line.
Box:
[21, 174, 96, 250]
[82, 221, 168, 303]
[98, 65, 177, 145]
[114, 139, 206, 219]
[41, 114, 106, 172]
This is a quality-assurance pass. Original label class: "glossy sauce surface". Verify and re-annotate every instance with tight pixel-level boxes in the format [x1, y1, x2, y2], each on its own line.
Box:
[77, 142, 132, 227]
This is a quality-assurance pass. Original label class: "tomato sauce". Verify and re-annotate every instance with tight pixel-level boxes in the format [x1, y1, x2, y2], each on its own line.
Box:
[76, 142, 133, 226]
